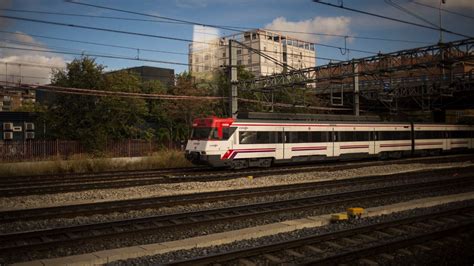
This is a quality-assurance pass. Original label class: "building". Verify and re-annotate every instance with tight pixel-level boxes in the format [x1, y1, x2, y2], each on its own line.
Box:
[189, 29, 316, 79]
[0, 85, 36, 111]
[0, 112, 37, 141]
[107, 66, 175, 87]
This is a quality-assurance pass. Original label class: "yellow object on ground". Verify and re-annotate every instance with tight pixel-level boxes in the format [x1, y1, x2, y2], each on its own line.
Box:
[331, 213, 348, 222]
[347, 207, 365, 218]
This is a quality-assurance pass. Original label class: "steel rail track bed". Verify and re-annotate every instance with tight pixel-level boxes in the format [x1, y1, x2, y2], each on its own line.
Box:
[1, 154, 473, 197]
[172, 206, 474, 265]
[0, 175, 473, 256]
[0, 166, 472, 223]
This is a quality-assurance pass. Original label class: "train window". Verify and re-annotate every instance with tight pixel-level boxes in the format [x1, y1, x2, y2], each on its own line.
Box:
[191, 127, 213, 140]
[240, 131, 256, 144]
[336, 131, 370, 142]
[415, 131, 445, 139]
[222, 127, 237, 140]
[239, 131, 282, 144]
[449, 131, 471, 138]
[309, 132, 329, 142]
[378, 131, 411, 140]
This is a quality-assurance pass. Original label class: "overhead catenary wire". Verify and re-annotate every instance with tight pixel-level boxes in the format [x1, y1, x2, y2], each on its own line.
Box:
[410, 1, 474, 20]
[0, 14, 377, 56]
[0, 30, 340, 62]
[0, 8, 432, 44]
[312, 0, 472, 39]
[64, 1, 379, 55]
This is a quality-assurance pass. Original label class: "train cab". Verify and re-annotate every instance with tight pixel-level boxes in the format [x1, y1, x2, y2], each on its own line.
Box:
[185, 117, 236, 167]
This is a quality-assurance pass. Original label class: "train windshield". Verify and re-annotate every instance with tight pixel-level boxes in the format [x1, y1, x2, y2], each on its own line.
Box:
[190, 127, 218, 140]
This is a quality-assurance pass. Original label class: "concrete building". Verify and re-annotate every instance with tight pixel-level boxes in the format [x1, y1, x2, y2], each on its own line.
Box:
[189, 29, 316, 79]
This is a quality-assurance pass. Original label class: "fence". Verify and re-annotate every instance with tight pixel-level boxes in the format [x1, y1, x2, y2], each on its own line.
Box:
[0, 140, 163, 162]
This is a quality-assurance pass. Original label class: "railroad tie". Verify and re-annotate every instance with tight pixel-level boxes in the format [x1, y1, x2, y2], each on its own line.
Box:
[358, 258, 379, 266]
[385, 228, 406, 235]
[237, 258, 257, 266]
[414, 244, 431, 251]
[341, 237, 360, 245]
[379, 253, 395, 260]
[303, 245, 324, 253]
[373, 230, 392, 237]
[262, 254, 284, 263]
[397, 249, 413, 256]
[285, 249, 305, 258]
[356, 234, 378, 241]
[325, 241, 344, 249]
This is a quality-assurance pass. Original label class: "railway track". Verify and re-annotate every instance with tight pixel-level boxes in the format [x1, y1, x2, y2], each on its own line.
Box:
[0, 166, 472, 223]
[1, 174, 473, 257]
[172, 206, 474, 265]
[0, 154, 472, 197]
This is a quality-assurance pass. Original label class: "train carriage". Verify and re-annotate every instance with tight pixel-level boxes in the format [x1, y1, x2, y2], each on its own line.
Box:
[185, 117, 473, 169]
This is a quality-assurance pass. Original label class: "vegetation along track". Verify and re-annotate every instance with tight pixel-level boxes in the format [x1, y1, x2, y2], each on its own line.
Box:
[0, 154, 472, 197]
[0, 166, 472, 223]
[173, 206, 474, 265]
[0, 173, 473, 257]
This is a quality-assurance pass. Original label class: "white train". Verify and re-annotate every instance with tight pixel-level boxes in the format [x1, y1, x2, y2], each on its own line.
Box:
[185, 117, 473, 169]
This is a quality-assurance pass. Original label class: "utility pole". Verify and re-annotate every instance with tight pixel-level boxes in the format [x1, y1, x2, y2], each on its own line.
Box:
[439, 0, 445, 43]
[353, 61, 359, 116]
[229, 39, 238, 119]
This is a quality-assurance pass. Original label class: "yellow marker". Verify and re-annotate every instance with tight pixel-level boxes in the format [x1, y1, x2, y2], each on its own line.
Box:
[331, 213, 348, 222]
[247, 175, 253, 180]
[347, 207, 365, 218]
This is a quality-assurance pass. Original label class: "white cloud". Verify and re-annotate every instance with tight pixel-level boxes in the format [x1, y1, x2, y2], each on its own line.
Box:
[0, 33, 66, 85]
[264, 16, 352, 43]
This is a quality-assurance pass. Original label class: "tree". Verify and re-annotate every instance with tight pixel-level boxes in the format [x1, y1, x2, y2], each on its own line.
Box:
[45, 57, 149, 152]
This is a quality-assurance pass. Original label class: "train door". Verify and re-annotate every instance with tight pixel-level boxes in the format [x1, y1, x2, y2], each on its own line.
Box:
[332, 128, 340, 157]
[371, 129, 377, 154]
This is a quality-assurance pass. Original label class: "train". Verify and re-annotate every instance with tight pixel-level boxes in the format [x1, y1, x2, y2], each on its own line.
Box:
[185, 117, 473, 169]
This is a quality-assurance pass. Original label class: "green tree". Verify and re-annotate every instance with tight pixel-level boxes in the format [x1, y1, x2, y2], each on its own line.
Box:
[45, 57, 149, 152]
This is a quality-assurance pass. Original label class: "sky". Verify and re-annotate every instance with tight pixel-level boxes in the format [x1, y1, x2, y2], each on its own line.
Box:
[0, 0, 473, 84]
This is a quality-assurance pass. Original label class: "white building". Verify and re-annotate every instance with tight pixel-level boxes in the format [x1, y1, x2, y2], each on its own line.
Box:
[189, 29, 316, 79]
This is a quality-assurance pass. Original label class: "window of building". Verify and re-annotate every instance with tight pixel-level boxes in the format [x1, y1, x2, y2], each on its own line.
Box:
[248, 59, 252, 64]
[263, 46, 267, 51]
[252, 33, 257, 40]
[222, 52, 226, 57]
[244, 33, 251, 41]
[204, 55, 210, 60]
[237, 49, 242, 55]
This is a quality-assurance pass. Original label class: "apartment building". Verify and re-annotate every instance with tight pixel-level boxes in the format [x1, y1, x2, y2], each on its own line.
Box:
[189, 29, 316, 79]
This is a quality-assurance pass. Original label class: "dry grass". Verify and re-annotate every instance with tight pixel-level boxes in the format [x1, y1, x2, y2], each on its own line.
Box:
[0, 149, 192, 177]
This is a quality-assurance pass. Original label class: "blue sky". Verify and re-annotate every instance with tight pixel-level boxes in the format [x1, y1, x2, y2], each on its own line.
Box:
[0, 0, 473, 84]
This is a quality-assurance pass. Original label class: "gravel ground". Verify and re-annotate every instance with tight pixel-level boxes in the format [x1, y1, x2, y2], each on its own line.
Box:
[0, 167, 470, 234]
[111, 199, 474, 266]
[4, 186, 474, 264]
[1, 161, 472, 211]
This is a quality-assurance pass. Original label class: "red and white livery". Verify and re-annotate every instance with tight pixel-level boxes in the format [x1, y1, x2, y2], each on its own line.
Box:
[185, 117, 473, 168]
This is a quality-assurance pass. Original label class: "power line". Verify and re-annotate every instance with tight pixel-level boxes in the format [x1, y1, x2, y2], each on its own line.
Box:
[0, 61, 65, 69]
[312, 0, 472, 39]
[0, 30, 339, 62]
[0, 30, 189, 56]
[410, 1, 474, 20]
[0, 16, 346, 65]
[385, 0, 439, 28]
[0, 8, 431, 44]
[0, 46, 192, 67]
[64, 1, 378, 55]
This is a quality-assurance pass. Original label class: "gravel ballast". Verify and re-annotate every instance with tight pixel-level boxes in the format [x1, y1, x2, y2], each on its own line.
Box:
[1, 161, 472, 210]
[111, 199, 474, 265]
[4, 185, 474, 263]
